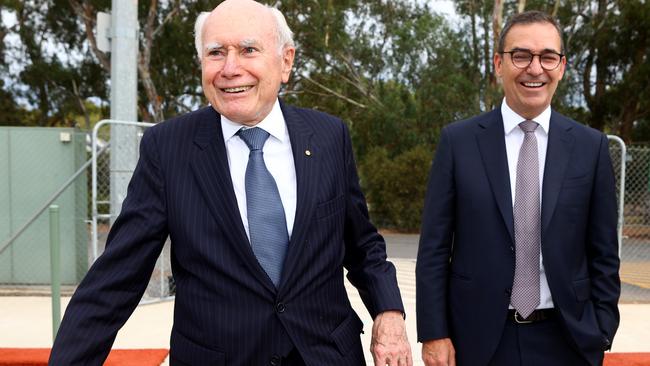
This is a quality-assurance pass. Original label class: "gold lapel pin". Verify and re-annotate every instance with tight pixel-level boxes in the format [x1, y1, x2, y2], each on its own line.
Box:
[305, 150, 311, 156]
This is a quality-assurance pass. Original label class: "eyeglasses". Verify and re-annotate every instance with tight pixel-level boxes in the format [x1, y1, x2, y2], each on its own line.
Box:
[501, 49, 564, 71]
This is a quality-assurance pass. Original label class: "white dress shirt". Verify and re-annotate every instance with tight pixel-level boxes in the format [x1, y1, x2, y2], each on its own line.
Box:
[221, 99, 297, 240]
[502, 98, 554, 309]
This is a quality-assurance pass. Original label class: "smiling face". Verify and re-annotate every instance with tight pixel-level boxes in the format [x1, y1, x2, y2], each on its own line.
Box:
[200, 0, 295, 126]
[494, 22, 566, 119]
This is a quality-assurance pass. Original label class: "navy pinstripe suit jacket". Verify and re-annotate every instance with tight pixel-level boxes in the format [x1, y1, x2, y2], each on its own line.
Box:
[49, 103, 404, 365]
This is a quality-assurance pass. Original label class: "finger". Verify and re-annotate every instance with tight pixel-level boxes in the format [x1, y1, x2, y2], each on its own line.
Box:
[407, 352, 414, 366]
[449, 353, 456, 366]
[372, 351, 382, 366]
[382, 354, 399, 366]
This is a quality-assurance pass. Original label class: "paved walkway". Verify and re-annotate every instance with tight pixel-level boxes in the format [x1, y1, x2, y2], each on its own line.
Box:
[1, 234, 649, 365]
[1, 258, 649, 365]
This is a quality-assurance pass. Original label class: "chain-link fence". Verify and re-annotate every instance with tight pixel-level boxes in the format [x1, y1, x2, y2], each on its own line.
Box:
[2, 128, 649, 306]
[610, 140, 650, 303]
[92, 120, 173, 303]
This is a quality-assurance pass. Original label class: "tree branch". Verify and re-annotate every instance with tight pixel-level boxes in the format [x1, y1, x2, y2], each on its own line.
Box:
[68, 0, 110, 71]
[298, 74, 367, 109]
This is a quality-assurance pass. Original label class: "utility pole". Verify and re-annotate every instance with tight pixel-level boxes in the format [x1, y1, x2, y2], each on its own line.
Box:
[109, 0, 139, 222]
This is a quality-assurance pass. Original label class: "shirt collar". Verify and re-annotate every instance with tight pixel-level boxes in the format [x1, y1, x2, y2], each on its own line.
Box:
[221, 99, 287, 142]
[501, 98, 551, 136]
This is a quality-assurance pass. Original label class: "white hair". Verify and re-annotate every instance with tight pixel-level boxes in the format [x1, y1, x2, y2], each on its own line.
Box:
[193, 4, 295, 60]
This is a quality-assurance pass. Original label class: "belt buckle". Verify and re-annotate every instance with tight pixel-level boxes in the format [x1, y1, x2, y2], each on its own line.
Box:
[514, 311, 533, 324]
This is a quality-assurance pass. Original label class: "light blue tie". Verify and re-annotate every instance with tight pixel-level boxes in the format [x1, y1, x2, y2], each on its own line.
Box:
[238, 127, 289, 287]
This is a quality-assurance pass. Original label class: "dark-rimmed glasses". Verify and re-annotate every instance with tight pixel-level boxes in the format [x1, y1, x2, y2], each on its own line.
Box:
[501, 49, 564, 71]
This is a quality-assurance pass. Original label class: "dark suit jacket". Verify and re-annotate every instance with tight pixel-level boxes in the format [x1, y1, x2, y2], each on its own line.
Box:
[416, 108, 620, 366]
[49, 103, 404, 365]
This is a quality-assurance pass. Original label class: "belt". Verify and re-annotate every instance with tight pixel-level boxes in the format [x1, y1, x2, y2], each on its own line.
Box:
[508, 309, 555, 324]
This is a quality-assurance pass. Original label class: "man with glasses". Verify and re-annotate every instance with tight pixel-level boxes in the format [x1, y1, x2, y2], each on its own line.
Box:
[416, 10, 620, 366]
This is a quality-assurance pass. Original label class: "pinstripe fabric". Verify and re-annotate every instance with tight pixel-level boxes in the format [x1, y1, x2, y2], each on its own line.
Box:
[49, 102, 404, 366]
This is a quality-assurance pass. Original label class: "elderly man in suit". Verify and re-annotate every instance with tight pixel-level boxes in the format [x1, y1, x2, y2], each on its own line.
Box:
[416, 10, 620, 366]
[49, 1, 412, 365]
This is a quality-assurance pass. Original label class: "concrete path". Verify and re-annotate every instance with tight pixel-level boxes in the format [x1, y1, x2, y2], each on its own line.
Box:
[1, 257, 649, 365]
[2, 234, 649, 364]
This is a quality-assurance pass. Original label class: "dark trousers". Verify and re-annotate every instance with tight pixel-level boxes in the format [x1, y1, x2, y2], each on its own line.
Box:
[488, 313, 595, 366]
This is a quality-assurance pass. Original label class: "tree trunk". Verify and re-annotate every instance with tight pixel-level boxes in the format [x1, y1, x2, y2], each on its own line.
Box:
[619, 101, 638, 144]
[591, 0, 609, 131]
[72, 79, 91, 130]
[470, 0, 481, 110]
[138, 0, 164, 122]
[68, 0, 110, 72]
[492, 0, 504, 54]
[552, 0, 561, 17]
[517, 0, 526, 13]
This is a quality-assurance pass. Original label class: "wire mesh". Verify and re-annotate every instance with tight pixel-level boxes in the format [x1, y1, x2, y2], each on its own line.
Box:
[93, 121, 172, 302]
[611, 141, 650, 303]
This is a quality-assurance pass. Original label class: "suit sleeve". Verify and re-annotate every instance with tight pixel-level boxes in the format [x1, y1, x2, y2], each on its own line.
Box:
[415, 127, 455, 342]
[587, 134, 621, 346]
[49, 128, 168, 365]
[339, 122, 405, 319]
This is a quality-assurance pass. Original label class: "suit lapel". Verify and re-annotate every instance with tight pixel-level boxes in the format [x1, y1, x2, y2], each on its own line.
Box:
[476, 109, 515, 243]
[190, 107, 276, 294]
[277, 102, 317, 294]
[541, 111, 574, 238]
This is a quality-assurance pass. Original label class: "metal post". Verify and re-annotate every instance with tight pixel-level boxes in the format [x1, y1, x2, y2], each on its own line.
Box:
[607, 135, 626, 258]
[92, 120, 153, 261]
[109, 0, 139, 223]
[49, 205, 61, 340]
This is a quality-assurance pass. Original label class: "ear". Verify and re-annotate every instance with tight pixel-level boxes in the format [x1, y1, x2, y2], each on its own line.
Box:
[494, 52, 503, 78]
[280, 46, 295, 83]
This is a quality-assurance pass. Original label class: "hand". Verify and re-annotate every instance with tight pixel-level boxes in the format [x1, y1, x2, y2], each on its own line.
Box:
[422, 338, 455, 366]
[370, 310, 413, 366]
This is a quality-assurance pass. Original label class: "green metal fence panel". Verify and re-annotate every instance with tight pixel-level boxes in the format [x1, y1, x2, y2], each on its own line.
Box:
[0, 129, 11, 281]
[0, 127, 88, 285]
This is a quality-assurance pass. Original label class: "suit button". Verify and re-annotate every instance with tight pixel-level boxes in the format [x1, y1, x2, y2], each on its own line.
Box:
[276, 302, 286, 313]
[510, 246, 515, 252]
[270, 355, 281, 365]
[505, 289, 511, 297]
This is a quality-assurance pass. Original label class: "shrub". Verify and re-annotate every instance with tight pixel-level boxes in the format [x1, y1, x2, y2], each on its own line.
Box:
[359, 144, 433, 232]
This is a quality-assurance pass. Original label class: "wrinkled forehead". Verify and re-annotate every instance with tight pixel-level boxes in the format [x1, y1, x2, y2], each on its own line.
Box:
[202, 6, 277, 48]
[504, 22, 562, 53]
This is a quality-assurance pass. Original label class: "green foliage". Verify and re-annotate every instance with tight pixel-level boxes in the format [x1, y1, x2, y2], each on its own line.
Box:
[2, 0, 648, 229]
[360, 145, 433, 232]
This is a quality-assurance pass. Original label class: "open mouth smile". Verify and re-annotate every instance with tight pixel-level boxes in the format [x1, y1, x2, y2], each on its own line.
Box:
[521, 82, 545, 88]
[221, 86, 253, 93]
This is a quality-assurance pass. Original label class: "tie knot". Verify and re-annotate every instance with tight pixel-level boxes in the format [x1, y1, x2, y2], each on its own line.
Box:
[519, 120, 539, 133]
[238, 127, 270, 151]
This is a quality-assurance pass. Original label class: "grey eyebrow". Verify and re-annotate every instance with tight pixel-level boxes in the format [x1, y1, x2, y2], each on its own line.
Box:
[204, 42, 224, 53]
[240, 39, 260, 48]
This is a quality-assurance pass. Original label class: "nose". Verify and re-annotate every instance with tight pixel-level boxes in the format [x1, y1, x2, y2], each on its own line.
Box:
[527, 55, 544, 75]
[221, 51, 241, 78]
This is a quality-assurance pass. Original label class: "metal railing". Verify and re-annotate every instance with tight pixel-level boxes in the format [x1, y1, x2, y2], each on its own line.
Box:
[91, 120, 173, 303]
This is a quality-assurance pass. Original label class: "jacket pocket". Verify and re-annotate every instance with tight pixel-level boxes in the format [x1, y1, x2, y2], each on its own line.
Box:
[330, 311, 364, 355]
[563, 174, 591, 188]
[316, 195, 345, 220]
[170, 329, 226, 365]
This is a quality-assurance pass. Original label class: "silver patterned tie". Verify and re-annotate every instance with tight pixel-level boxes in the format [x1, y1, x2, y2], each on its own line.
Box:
[238, 127, 289, 287]
[511, 120, 541, 318]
